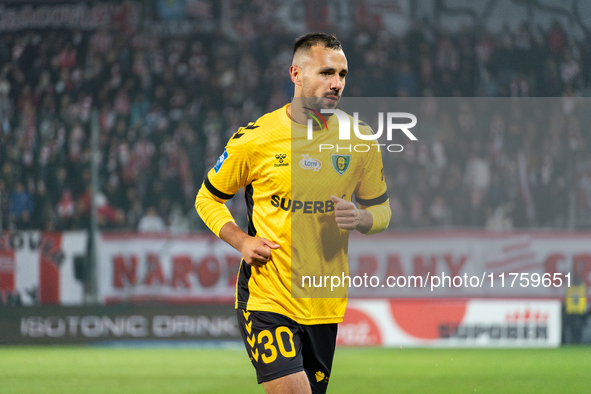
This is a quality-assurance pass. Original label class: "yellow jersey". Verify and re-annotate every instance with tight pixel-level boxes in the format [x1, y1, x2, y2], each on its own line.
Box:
[196, 104, 388, 324]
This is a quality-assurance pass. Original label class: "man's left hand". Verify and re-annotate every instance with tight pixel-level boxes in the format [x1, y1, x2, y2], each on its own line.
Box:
[331, 195, 372, 233]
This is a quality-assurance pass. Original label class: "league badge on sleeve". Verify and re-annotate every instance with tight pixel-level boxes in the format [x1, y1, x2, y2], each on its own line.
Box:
[214, 149, 229, 173]
[331, 154, 350, 175]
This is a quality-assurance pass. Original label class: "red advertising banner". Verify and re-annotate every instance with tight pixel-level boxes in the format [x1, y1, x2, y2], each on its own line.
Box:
[96, 231, 591, 303]
[0, 231, 87, 305]
[344, 231, 590, 298]
[97, 233, 240, 304]
[337, 299, 562, 347]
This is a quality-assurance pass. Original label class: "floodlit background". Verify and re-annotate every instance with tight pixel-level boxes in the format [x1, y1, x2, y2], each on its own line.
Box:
[0, 1, 590, 393]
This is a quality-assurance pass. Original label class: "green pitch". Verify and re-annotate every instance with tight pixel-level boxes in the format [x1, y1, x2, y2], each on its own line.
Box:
[0, 346, 588, 393]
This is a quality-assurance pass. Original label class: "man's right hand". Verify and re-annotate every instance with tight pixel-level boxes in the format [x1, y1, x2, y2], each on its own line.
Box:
[238, 236, 280, 267]
[219, 222, 280, 267]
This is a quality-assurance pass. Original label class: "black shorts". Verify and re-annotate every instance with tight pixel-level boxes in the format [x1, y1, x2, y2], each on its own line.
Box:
[236, 309, 338, 394]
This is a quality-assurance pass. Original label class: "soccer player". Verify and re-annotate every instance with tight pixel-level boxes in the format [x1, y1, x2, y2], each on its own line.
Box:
[195, 33, 391, 394]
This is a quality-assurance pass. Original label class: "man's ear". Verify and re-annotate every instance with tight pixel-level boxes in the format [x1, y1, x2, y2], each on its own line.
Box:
[290, 65, 302, 86]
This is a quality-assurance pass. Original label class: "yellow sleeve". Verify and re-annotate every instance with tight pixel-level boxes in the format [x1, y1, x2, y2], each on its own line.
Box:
[195, 131, 251, 236]
[195, 184, 235, 237]
[352, 123, 390, 234]
[360, 200, 391, 235]
[354, 142, 389, 229]
[353, 123, 388, 203]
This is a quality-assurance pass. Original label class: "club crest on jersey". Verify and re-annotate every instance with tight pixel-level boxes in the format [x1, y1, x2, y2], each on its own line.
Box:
[331, 154, 350, 175]
[299, 154, 322, 172]
[214, 149, 229, 173]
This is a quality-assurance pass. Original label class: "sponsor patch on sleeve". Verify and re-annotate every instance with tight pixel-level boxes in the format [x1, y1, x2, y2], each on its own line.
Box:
[214, 149, 229, 173]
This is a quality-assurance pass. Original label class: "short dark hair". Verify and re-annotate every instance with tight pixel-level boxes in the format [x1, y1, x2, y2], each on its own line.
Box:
[293, 33, 342, 59]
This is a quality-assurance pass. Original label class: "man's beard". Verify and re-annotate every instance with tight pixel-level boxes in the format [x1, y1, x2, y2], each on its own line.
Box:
[301, 96, 325, 113]
[301, 88, 340, 112]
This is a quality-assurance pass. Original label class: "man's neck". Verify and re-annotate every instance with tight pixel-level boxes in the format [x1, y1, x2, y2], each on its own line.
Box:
[288, 98, 322, 126]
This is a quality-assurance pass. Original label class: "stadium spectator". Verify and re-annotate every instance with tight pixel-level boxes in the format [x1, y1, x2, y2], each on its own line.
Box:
[7, 182, 34, 230]
[95, 192, 124, 229]
[56, 189, 75, 228]
[0, 179, 7, 229]
[168, 203, 189, 234]
[31, 181, 51, 229]
[137, 206, 166, 232]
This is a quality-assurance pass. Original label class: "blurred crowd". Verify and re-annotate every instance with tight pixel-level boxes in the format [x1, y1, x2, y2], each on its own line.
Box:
[381, 97, 589, 230]
[0, 7, 590, 232]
